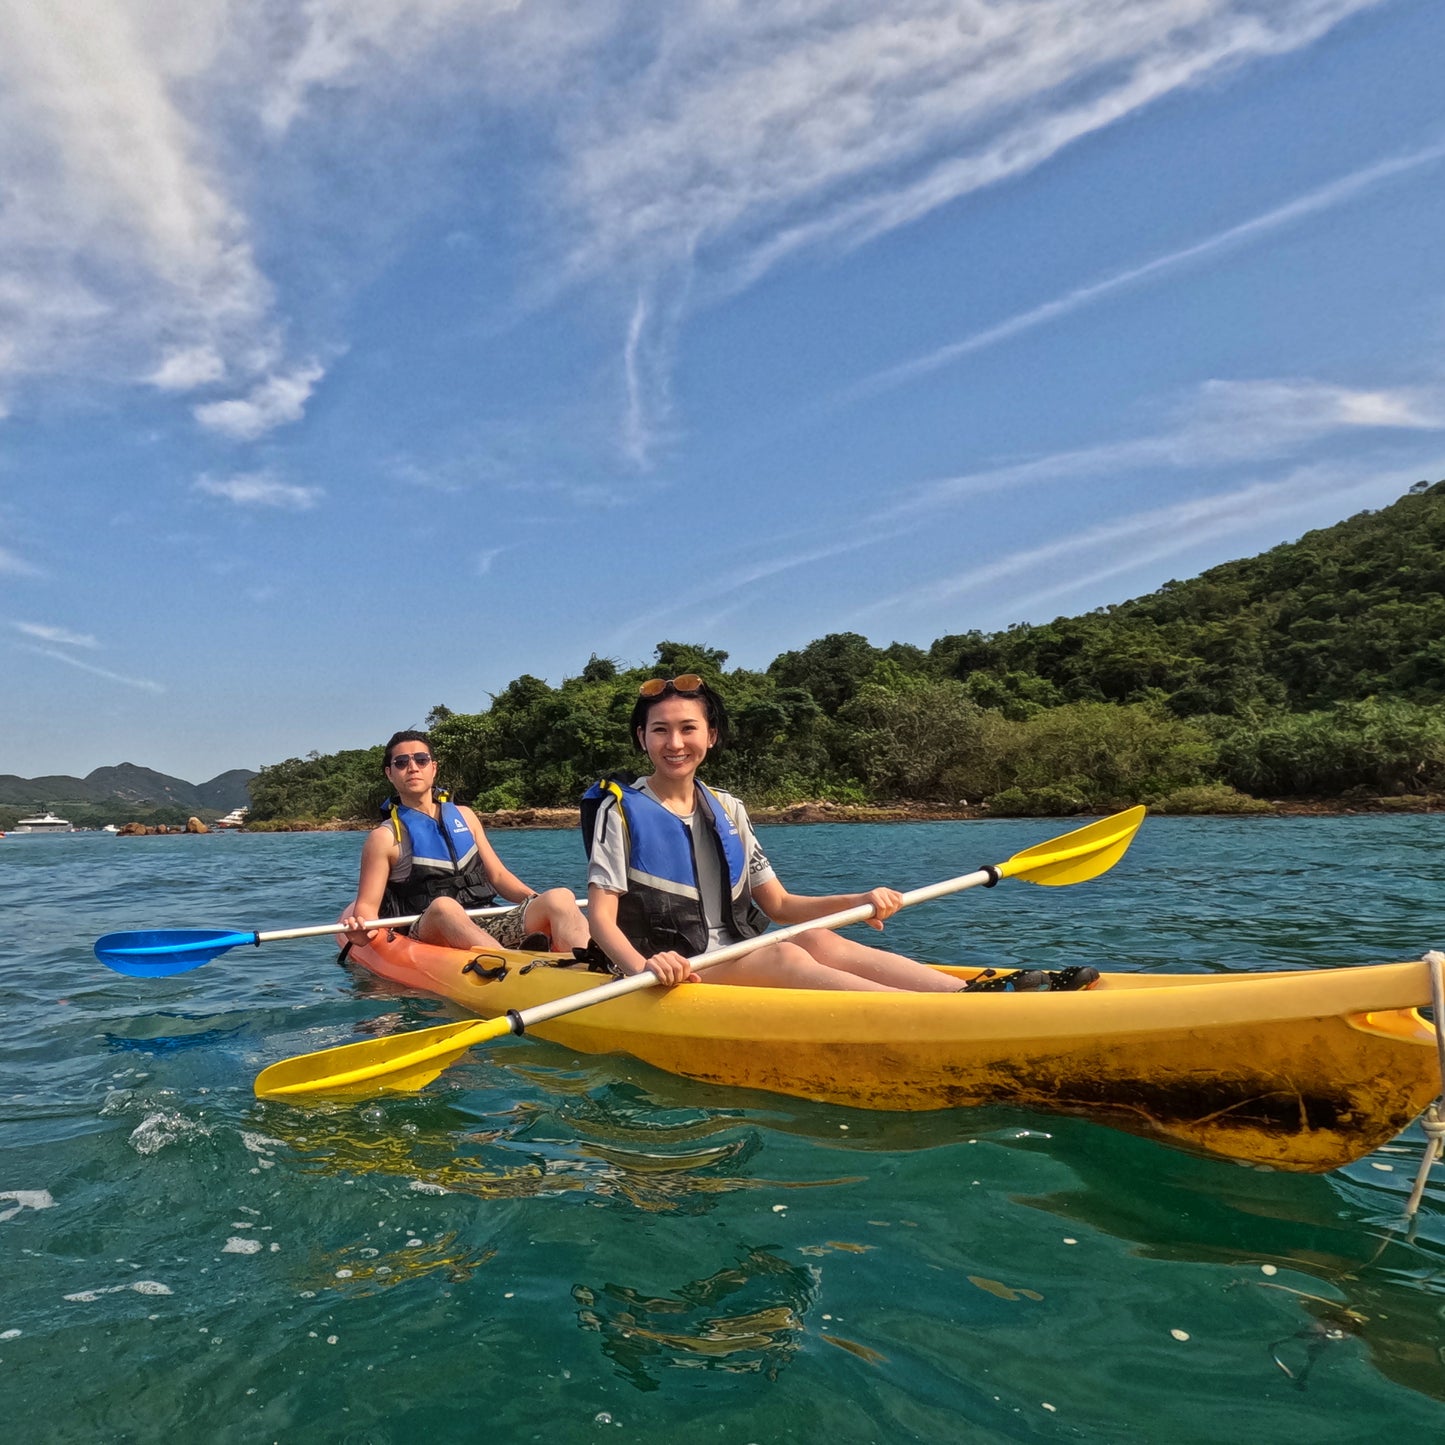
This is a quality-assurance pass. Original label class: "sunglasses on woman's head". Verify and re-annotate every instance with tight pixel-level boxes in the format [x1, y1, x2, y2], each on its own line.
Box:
[638, 674, 704, 697]
[388, 752, 433, 769]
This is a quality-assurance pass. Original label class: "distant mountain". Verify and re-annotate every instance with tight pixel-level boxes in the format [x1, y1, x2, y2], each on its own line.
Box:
[0, 764, 256, 812]
[194, 770, 260, 810]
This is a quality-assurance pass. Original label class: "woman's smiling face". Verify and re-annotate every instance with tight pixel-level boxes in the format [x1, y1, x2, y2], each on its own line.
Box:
[638, 695, 717, 782]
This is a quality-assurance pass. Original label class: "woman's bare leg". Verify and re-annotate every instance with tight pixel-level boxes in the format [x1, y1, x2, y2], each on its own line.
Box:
[790, 929, 960, 991]
[701, 940, 904, 991]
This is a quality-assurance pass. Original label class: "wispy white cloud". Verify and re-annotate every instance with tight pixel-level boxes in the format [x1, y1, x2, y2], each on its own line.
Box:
[859, 461, 1443, 623]
[622, 291, 654, 469]
[892, 377, 1445, 516]
[148, 343, 227, 391]
[0, 0, 1394, 456]
[476, 546, 506, 576]
[21, 644, 165, 693]
[608, 526, 907, 646]
[541, 1, 1388, 459]
[549, 1, 1386, 294]
[606, 371, 1445, 635]
[12, 621, 99, 648]
[0, 1, 270, 390]
[851, 139, 1445, 397]
[0, 546, 44, 577]
[193, 361, 326, 439]
[194, 470, 323, 510]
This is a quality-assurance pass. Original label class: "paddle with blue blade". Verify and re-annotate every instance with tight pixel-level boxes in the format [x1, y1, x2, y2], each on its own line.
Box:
[95, 901, 588, 978]
[252, 806, 1145, 1101]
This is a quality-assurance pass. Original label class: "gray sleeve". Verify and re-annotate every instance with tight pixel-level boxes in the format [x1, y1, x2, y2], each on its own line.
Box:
[587, 799, 629, 895]
[727, 795, 776, 887]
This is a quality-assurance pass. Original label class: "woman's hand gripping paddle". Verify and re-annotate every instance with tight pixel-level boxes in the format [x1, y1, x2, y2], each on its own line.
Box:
[94, 901, 587, 978]
[252, 807, 1145, 1101]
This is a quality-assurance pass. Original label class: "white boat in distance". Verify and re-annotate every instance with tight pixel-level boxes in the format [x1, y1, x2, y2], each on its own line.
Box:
[13, 812, 75, 833]
[215, 807, 249, 829]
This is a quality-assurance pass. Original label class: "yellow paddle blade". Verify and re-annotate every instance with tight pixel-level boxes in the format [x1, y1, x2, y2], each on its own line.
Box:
[997, 805, 1145, 887]
[253, 1015, 514, 1100]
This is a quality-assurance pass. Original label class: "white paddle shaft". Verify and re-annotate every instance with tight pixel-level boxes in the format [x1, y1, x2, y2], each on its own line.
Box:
[258, 898, 587, 945]
[509, 867, 994, 1031]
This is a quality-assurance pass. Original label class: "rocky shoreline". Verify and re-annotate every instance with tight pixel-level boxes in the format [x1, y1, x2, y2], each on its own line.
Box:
[240, 794, 1443, 833]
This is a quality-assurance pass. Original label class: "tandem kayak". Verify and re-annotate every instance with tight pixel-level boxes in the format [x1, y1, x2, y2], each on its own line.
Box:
[343, 930, 1442, 1174]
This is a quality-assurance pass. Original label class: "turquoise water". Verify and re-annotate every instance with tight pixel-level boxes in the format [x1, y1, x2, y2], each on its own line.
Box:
[3, 816, 1443, 1442]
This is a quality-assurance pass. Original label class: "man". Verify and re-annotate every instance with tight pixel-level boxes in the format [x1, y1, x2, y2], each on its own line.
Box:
[340, 730, 589, 952]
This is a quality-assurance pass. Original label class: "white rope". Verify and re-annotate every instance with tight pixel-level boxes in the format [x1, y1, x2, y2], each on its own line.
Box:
[1400, 950, 1445, 1223]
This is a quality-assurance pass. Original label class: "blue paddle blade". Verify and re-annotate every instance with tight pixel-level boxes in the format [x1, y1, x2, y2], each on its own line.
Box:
[94, 928, 257, 977]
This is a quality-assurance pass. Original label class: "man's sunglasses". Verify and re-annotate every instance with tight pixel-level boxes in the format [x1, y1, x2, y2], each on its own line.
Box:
[387, 752, 434, 769]
[638, 674, 704, 697]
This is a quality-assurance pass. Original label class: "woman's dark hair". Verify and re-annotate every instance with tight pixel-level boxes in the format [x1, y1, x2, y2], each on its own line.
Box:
[629, 681, 729, 751]
[381, 729, 431, 771]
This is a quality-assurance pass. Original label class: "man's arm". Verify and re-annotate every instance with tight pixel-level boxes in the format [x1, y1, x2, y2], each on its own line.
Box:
[461, 806, 537, 905]
[340, 826, 399, 941]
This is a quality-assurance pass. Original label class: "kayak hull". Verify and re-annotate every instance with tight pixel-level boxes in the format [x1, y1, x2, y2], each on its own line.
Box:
[346, 933, 1441, 1173]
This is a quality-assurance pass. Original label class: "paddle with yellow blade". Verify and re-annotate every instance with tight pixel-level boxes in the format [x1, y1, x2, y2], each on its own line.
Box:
[253, 806, 1145, 1102]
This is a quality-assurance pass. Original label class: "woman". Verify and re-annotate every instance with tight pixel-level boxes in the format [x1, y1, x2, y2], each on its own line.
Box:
[585, 676, 1059, 992]
[342, 731, 589, 953]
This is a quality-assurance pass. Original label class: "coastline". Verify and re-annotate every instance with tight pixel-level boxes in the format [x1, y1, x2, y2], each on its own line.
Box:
[241, 793, 1444, 832]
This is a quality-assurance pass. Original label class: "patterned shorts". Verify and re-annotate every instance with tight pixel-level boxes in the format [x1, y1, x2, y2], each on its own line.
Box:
[483, 901, 534, 950]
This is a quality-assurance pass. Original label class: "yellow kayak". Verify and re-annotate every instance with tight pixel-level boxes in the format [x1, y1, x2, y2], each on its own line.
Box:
[346, 931, 1441, 1174]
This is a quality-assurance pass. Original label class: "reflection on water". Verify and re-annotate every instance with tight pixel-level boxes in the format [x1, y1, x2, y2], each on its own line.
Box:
[103, 1013, 249, 1054]
[299, 1230, 494, 1298]
[574, 1247, 820, 1389]
[256, 1082, 862, 1216]
[1004, 1114, 1445, 1401]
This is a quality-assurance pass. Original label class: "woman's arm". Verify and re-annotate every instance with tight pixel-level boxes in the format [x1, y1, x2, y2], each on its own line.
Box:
[587, 885, 698, 984]
[751, 878, 900, 932]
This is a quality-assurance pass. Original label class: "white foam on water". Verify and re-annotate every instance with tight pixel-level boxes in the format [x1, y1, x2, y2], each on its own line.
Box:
[129, 1112, 212, 1156]
[222, 1238, 262, 1255]
[408, 1181, 447, 1195]
[0, 1189, 55, 1223]
[1, 1329, 22, 1339]
[65, 1280, 173, 1303]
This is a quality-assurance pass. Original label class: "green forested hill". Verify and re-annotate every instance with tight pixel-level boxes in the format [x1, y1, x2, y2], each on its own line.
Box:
[249, 480, 1445, 822]
[927, 478, 1445, 717]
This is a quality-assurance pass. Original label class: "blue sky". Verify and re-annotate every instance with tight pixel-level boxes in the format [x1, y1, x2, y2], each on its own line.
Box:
[3, 0, 1444, 783]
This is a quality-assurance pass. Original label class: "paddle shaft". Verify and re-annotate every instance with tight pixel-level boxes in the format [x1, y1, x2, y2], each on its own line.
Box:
[503, 866, 999, 1033]
[259, 898, 587, 946]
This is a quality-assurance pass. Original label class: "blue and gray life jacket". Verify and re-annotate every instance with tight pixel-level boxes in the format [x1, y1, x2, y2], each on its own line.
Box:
[581, 777, 768, 958]
[381, 798, 496, 920]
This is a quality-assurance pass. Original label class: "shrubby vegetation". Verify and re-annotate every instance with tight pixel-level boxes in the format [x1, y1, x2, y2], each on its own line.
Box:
[248, 481, 1445, 821]
[246, 747, 390, 827]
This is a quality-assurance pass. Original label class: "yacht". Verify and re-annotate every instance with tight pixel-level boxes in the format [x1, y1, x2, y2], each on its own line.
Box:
[13, 811, 75, 834]
[215, 807, 250, 829]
